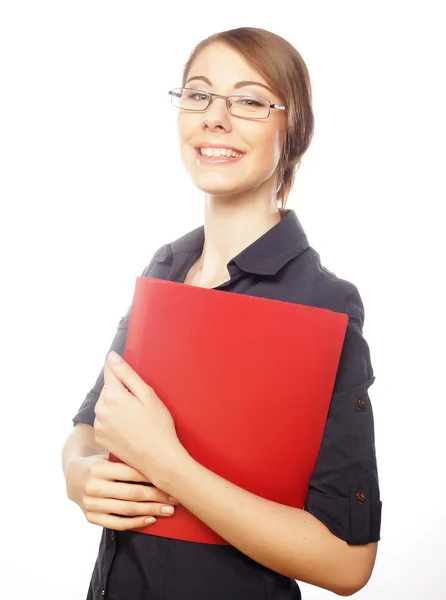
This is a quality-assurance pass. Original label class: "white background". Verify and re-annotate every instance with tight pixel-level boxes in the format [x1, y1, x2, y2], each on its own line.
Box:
[1, 1, 445, 598]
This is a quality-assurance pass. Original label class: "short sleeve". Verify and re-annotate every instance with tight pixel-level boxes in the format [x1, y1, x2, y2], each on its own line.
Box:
[71, 308, 130, 427]
[71, 246, 168, 428]
[303, 285, 382, 545]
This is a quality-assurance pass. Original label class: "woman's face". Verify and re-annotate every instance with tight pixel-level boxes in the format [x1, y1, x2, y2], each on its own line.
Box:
[177, 42, 287, 197]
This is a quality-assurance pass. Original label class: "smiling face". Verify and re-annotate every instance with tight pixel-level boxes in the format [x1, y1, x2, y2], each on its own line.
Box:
[177, 42, 287, 198]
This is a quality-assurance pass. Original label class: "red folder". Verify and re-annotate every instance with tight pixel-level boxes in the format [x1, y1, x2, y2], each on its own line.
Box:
[109, 277, 348, 545]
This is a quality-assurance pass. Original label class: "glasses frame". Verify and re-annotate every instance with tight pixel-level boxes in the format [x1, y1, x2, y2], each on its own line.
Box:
[169, 87, 286, 119]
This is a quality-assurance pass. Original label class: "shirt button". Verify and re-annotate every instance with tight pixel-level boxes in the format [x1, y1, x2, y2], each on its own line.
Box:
[111, 531, 115, 541]
[356, 490, 367, 503]
[357, 398, 367, 409]
[101, 590, 105, 597]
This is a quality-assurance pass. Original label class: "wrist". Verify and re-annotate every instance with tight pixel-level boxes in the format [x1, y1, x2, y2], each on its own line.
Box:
[149, 446, 193, 494]
[65, 454, 103, 505]
[65, 455, 85, 504]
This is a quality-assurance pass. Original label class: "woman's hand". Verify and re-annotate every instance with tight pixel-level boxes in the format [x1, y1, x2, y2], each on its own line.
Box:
[93, 351, 188, 483]
[66, 455, 180, 531]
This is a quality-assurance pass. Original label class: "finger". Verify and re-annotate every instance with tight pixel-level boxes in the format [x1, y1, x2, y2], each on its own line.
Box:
[85, 477, 176, 505]
[85, 512, 157, 532]
[103, 361, 131, 399]
[91, 459, 151, 483]
[83, 496, 176, 518]
[89, 461, 179, 504]
[105, 352, 154, 404]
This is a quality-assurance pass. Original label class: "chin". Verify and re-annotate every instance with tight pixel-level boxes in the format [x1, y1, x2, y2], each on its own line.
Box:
[192, 174, 246, 196]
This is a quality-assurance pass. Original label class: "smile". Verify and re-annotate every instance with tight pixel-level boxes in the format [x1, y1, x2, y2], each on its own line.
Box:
[195, 146, 245, 164]
[199, 147, 244, 158]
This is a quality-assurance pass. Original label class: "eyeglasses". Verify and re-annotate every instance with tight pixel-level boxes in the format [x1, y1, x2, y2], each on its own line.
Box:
[169, 87, 286, 120]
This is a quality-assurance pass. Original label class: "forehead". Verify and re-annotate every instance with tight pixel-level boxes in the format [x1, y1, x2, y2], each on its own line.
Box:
[187, 42, 269, 89]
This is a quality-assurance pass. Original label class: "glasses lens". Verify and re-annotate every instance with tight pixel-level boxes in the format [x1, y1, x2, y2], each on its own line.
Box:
[229, 96, 270, 118]
[171, 88, 210, 111]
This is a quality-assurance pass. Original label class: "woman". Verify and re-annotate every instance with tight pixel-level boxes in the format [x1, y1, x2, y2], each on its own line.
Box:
[63, 27, 381, 599]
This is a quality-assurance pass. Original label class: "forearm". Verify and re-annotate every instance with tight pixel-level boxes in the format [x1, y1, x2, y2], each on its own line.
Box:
[62, 424, 107, 505]
[152, 452, 372, 596]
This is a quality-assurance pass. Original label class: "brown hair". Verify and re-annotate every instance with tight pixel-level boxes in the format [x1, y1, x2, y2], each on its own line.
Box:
[181, 27, 315, 215]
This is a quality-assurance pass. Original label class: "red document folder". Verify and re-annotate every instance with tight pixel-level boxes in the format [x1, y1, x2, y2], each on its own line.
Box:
[109, 277, 348, 545]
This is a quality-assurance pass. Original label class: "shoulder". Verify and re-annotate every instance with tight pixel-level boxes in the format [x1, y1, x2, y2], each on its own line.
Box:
[140, 224, 203, 278]
[295, 247, 366, 325]
[312, 264, 374, 394]
[140, 243, 171, 277]
[289, 247, 374, 393]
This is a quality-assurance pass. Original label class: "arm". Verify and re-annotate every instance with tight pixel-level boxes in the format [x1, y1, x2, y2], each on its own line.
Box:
[152, 452, 377, 597]
[149, 284, 380, 596]
[93, 357, 373, 595]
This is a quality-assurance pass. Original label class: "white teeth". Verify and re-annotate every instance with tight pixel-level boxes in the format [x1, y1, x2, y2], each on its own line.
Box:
[199, 147, 243, 158]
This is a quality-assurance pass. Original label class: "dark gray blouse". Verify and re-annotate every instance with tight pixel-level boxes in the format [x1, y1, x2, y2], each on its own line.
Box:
[73, 209, 381, 600]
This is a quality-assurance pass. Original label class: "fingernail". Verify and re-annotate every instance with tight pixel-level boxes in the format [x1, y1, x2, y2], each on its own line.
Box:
[168, 496, 178, 503]
[161, 505, 175, 515]
[144, 517, 156, 524]
[108, 351, 122, 364]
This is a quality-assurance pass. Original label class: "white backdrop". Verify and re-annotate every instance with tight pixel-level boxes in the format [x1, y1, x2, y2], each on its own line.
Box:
[1, 1, 445, 598]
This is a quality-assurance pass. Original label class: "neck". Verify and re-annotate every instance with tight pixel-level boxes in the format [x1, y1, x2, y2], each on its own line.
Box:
[196, 187, 283, 279]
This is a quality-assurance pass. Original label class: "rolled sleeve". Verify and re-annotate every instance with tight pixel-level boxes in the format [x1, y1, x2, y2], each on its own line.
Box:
[304, 285, 382, 545]
[72, 307, 131, 427]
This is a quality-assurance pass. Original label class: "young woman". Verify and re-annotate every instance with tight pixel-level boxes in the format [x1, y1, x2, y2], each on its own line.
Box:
[63, 27, 381, 600]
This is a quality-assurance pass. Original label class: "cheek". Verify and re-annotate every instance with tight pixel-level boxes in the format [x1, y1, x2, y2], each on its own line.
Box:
[269, 126, 284, 164]
[177, 114, 187, 147]
[177, 115, 196, 167]
[249, 126, 283, 176]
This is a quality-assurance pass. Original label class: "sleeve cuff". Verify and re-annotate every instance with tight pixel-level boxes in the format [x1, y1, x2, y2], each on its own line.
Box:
[304, 487, 382, 545]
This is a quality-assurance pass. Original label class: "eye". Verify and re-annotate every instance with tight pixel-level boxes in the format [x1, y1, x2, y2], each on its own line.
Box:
[187, 90, 210, 102]
[236, 97, 267, 108]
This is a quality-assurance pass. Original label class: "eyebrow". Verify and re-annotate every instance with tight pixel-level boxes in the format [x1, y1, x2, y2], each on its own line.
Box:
[185, 75, 274, 95]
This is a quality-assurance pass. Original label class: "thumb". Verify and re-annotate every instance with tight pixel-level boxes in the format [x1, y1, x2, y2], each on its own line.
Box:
[106, 351, 152, 403]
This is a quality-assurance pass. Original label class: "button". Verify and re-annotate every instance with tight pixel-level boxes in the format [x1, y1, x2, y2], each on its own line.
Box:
[356, 490, 367, 503]
[357, 398, 367, 409]
[111, 531, 115, 541]
[101, 590, 105, 597]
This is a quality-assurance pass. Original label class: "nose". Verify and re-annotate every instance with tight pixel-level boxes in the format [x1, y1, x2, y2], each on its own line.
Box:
[201, 95, 232, 132]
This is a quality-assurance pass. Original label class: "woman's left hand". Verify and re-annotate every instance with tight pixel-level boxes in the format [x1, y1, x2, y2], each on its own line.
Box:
[93, 351, 186, 483]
